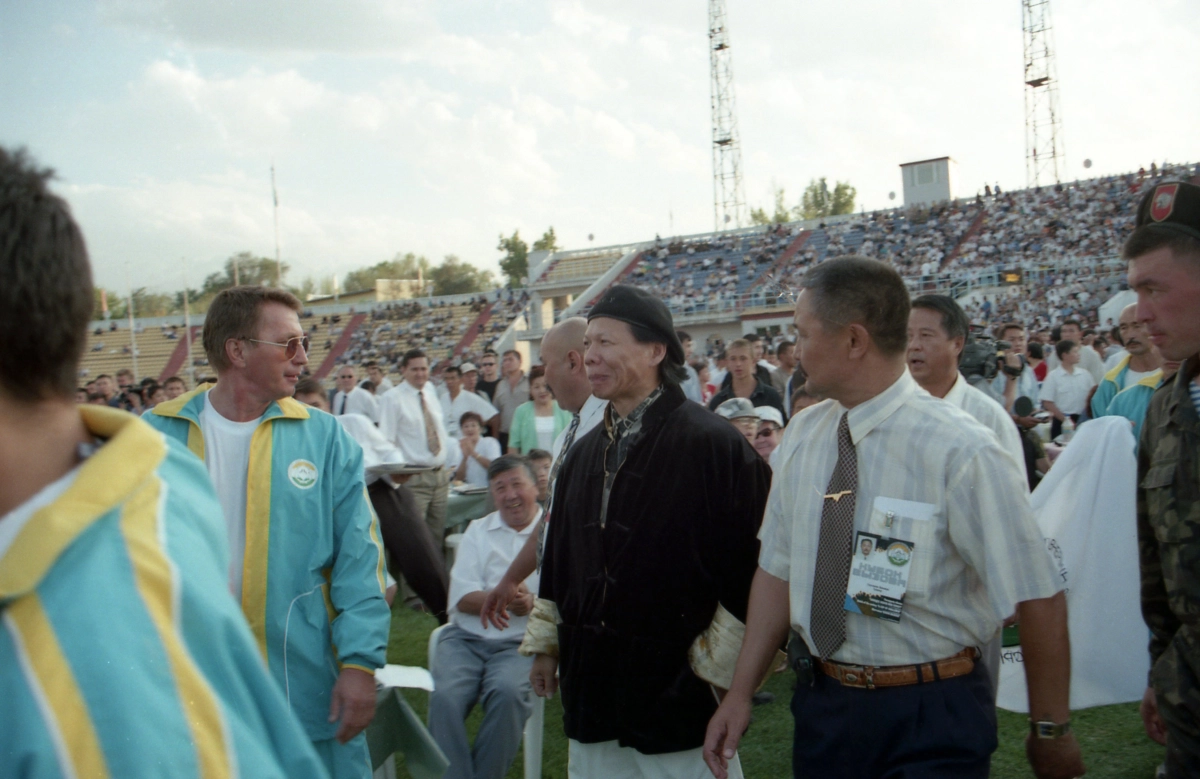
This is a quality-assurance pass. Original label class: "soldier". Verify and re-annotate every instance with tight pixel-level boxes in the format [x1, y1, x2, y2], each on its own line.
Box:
[1127, 180, 1200, 776]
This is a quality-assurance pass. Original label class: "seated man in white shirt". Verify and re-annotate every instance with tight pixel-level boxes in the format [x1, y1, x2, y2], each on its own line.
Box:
[429, 455, 542, 779]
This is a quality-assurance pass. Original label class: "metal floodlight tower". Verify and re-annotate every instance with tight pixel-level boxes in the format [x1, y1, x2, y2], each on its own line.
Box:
[709, 0, 746, 231]
[1022, 0, 1065, 187]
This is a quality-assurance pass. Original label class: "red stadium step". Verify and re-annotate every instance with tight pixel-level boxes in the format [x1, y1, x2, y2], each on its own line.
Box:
[313, 313, 366, 379]
[158, 325, 202, 382]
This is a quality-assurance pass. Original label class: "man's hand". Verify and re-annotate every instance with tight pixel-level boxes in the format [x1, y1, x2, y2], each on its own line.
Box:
[703, 694, 752, 779]
[508, 583, 534, 617]
[328, 667, 377, 744]
[1015, 415, 1040, 430]
[480, 577, 520, 630]
[1140, 686, 1168, 745]
[1026, 732, 1086, 779]
[530, 653, 558, 698]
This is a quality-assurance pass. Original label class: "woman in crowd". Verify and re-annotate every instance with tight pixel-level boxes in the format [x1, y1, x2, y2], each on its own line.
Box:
[454, 411, 501, 487]
[506, 365, 572, 455]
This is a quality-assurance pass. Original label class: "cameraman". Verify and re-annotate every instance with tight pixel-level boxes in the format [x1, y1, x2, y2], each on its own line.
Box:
[991, 322, 1041, 429]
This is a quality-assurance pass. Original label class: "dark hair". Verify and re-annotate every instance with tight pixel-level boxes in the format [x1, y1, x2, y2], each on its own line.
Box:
[502, 349, 521, 362]
[1123, 227, 1200, 263]
[163, 375, 186, 387]
[911, 294, 969, 341]
[401, 348, 427, 368]
[294, 377, 323, 397]
[459, 411, 484, 429]
[676, 330, 692, 342]
[443, 366, 461, 378]
[799, 255, 910, 356]
[1061, 319, 1081, 331]
[1028, 342, 1044, 359]
[363, 360, 378, 369]
[487, 454, 536, 483]
[743, 333, 761, 343]
[628, 322, 689, 386]
[527, 448, 552, 464]
[529, 364, 547, 383]
[0, 147, 93, 400]
[777, 340, 794, 352]
[1055, 339, 1077, 360]
[203, 286, 302, 372]
[999, 322, 1025, 339]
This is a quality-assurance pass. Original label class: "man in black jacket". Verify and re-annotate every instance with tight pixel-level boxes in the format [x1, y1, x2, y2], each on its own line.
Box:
[520, 286, 770, 778]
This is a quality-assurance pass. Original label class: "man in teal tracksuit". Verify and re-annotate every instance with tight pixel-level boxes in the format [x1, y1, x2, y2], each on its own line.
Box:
[0, 146, 328, 778]
[147, 286, 390, 779]
[1091, 303, 1164, 448]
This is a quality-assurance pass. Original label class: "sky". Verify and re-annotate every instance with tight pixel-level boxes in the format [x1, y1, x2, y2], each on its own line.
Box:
[1, 0, 1197, 296]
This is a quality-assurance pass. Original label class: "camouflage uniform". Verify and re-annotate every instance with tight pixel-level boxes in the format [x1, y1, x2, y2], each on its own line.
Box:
[1139, 355, 1200, 776]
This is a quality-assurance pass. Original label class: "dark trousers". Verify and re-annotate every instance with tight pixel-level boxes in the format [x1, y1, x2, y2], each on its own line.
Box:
[791, 661, 996, 779]
[368, 479, 449, 624]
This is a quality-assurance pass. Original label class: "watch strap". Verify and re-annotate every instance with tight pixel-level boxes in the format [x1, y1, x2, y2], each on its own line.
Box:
[1029, 719, 1072, 739]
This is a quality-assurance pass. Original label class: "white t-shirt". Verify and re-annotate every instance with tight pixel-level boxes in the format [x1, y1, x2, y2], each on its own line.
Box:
[200, 393, 261, 598]
[461, 436, 502, 487]
[1124, 368, 1157, 390]
[535, 415, 556, 452]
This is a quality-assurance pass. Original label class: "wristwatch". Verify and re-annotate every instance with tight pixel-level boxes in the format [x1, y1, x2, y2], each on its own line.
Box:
[1029, 719, 1072, 739]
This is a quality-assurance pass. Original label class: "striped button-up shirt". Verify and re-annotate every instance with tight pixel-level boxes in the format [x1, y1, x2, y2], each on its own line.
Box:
[759, 369, 1061, 666]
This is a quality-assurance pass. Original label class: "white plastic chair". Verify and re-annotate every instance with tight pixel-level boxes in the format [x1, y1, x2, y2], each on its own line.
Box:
[428, 625, 546, 779]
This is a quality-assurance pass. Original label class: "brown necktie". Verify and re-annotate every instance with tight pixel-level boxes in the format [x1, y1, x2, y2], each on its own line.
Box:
[419, 390, 441, 456]
[809, 413, 858, 658]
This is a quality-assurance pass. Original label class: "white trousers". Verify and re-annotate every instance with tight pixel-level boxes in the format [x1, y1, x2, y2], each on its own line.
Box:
[568, 739, 743, 779]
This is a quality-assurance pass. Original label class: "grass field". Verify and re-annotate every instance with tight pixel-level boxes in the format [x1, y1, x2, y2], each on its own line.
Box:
[385, 605, 1164, 778]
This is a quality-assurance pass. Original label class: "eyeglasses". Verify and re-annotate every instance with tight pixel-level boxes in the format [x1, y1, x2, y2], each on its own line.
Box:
[756, 426, 780, 439]
[245, 335, 310, 359]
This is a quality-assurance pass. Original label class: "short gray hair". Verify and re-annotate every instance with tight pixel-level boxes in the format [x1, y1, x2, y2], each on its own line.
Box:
[487, 454, 536, 484]
[800, 255, 910, 356]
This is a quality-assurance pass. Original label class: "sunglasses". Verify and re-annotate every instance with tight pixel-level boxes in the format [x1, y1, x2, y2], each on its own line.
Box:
[246, 335, 310, 359]
[756, 426, 780, 439]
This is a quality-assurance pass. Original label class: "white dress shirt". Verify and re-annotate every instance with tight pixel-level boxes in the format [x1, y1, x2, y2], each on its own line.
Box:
[759, 370, 1061, 666]
[448, 508, 542, 640]
[378, 381, 450, 468]
[438, 387, 500, 438]
[334, 385, 379, 422]
[335, 412, 405, 485]
[1040, 366, 1096, 416]
[943, 373, 1026, 474]
[550, 394, 607, 465]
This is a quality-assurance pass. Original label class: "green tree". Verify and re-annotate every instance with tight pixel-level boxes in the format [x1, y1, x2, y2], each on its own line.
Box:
[201, 251, 289, 296]
[429, 254, 495, 296]
[129, 288, 174, 318]
[343, 252, 431, 293]
[750, 187, 794, 225]
[531, 226, 559, 253]
[799, 178, 857, 220]
[497, 230, 529, 287]
[93, 287, 125, 320]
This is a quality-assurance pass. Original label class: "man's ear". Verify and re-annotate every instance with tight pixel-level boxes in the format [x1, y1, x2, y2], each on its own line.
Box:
[225, 338, 249, 370]
[845, 323, 871, 360]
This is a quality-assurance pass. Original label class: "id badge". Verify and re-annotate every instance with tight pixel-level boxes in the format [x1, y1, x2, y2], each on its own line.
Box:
[843, 531, 914, 623]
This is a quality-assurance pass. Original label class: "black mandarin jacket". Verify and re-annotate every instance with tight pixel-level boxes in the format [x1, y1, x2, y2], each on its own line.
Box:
[539, 383, 771, 754]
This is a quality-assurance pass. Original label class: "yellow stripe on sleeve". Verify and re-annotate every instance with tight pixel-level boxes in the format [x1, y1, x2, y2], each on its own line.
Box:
[241, 422, 275, 662]
[364, 488, 387, 593]
[120, 477, 232, 779]
[6, 594, 110, 779]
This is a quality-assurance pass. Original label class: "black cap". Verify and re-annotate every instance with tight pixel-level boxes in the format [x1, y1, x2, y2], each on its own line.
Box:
[588, 285, 685, 366]
[1134, 180, 1200, 242]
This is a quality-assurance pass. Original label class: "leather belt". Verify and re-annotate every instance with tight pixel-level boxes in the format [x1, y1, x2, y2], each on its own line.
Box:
[817, 647, 978, 689]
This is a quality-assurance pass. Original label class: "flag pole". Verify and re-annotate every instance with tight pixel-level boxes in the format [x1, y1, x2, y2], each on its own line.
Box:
[272, 163, 282, 287]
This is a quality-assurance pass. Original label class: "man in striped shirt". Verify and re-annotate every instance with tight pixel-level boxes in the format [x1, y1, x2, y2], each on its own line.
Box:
[0, 146, 327, 778]
[705, 256, 1083, 779]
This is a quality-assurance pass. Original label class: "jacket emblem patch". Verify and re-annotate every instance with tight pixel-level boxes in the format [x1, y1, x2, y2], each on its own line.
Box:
[288, 459, 318, 489]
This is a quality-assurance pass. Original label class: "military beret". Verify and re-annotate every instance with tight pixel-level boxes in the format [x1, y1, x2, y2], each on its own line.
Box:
[1134, 180, 1200, 242]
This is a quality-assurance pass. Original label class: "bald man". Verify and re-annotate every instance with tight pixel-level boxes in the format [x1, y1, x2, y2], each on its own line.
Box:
[479, 317, 607, 629]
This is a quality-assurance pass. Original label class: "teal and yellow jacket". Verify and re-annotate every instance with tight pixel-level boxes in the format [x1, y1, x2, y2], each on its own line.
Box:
[0, 405, 328, 778]
[1101, 369, 1164, 449]
[1091, 354, 1161, 420]
[146, 387, 389, 741]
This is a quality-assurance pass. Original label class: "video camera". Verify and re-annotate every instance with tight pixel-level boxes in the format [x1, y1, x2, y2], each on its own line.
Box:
[958, 325, 1014, 386]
